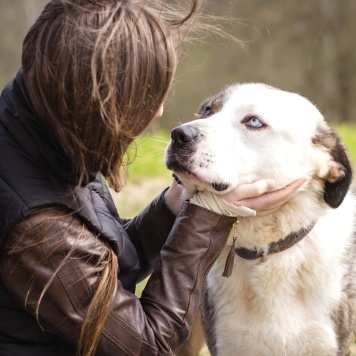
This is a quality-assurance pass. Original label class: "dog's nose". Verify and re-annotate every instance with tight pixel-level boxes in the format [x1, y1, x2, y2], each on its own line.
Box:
[171, 125, 198, 148]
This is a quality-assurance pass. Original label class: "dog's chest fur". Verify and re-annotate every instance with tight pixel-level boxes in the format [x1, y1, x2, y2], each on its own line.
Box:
[203, 192, 356, 356]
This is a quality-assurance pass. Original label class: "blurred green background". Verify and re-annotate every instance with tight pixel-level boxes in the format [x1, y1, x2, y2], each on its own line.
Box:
[1, 0, 356, 130]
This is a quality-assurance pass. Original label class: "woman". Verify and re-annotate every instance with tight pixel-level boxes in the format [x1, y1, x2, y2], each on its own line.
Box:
[0, 0, 305, 355]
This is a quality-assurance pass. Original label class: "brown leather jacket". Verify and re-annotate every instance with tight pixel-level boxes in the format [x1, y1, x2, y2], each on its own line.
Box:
[0, 200, 235, 355]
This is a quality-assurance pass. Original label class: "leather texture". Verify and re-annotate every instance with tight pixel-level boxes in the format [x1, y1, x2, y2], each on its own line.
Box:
[1, 204, 234, 355]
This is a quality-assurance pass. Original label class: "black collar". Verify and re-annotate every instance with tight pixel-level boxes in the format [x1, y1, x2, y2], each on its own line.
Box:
[235, 221, 317, 260]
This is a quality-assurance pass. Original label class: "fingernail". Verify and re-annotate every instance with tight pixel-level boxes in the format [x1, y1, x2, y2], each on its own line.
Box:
[265, 179, 275, 190]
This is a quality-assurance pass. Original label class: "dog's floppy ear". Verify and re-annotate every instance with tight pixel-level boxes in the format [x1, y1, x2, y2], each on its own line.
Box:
[313, 125, 353, 208]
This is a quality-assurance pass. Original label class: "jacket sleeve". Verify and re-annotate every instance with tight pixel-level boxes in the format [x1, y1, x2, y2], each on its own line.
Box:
[124, 189, 177, 282]
[0, 203, 235, 355]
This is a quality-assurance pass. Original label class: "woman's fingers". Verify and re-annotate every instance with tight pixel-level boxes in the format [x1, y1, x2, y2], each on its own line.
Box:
[221, 179, 275, 202]
[164, 179, 184, 215]
[166, 175, 308, 216]
[240, 177, 308, 214]
[221, 177, 308, 215]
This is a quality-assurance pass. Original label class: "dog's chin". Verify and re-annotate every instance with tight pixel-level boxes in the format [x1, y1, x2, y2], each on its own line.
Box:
[173, 172, 230, 194]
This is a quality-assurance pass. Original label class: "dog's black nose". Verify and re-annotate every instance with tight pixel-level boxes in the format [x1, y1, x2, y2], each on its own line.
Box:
[171, 125, 198, 148]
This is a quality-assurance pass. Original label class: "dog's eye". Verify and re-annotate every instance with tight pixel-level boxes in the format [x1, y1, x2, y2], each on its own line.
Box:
[243, 116, 265, 129]
[204, 105, 212, 117]
[196, 104, 213, 119]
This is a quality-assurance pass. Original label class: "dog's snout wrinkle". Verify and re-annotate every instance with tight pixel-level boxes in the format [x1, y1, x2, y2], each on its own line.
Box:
[171, 125, 199, 149]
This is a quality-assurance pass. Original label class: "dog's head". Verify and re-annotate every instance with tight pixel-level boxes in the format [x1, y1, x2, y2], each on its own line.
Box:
[165, 83, 352, 208]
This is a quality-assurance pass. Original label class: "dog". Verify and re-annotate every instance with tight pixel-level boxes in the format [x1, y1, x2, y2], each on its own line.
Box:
[165, 83, 356, 356]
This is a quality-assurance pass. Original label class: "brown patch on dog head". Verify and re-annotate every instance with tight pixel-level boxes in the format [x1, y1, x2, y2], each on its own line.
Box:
[312, 122, 352, 208]
[324, 162, 346, 183]
[195, 87, 231, 119]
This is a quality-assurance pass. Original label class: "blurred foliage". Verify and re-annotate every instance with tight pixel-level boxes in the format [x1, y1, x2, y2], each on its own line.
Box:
[332, 124, 356, 167]
[1, 0, 355, 131]
[125, 130, 171, 178]
[165, 0, 356, 129]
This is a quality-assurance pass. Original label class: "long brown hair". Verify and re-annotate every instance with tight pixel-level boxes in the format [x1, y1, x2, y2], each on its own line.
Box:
[22, 0, 201, 191]
[21, 0, 202, 355]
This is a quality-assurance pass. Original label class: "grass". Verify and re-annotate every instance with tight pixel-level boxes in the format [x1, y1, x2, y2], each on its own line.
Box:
[112, 130, 172, 218]
[125, 130, 171, 179]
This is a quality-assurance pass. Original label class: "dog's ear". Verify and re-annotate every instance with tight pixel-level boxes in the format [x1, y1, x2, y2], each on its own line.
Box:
[313, 125, 353, 208]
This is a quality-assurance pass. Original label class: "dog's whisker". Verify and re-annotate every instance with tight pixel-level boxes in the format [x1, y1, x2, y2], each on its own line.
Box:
[150, 136, 170, 144]
[135, 150, 164, 159]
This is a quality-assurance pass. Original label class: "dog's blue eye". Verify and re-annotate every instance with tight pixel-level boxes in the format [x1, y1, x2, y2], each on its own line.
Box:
[246, 116, 263, 128]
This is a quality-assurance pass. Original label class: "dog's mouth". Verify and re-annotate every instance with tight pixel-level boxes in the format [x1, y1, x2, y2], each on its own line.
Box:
[172, 172, 230, 192]
[211, 182, 229, 191]
[167, 152, 230, 192]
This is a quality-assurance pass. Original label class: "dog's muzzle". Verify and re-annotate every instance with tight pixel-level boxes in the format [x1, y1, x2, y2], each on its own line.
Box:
[170, 125, 200, 149]
[165, 124, 201, 182]
[165, 124, 199, 172]
[166, 124, 230, 192]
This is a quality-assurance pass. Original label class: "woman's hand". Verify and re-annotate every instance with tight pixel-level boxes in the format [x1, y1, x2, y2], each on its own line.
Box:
[165, 176, 308, 216]
[164, 179, 184, 215]
[220, 178, 308, 216]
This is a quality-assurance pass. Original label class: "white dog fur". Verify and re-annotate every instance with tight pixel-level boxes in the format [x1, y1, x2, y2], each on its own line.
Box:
[165, 83, 356, 356]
